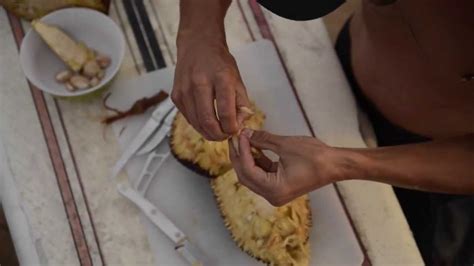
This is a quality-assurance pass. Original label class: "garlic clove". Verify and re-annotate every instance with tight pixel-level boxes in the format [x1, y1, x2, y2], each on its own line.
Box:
[89, 77, 100, 87]
[82, 59, 101, 78]
[65, 82, 75, 92]
[55, 69, 72, 83]
[70, 75, 90, 90]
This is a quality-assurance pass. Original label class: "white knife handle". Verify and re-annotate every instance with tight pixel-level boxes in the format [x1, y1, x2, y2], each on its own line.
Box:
[135, 107, 177, 156]
[134, 151, 170, 195]
[164, 107, 178, 125]
[117, 183, 186, 244]
[151, 98, 175, 121]
[117, 184, 211, 265]
[177, 240, 212, 266]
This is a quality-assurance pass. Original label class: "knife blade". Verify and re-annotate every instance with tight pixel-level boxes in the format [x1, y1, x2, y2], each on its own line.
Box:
[109, 97, 175, 180]
[117, 183, 209, 265]
[136, 107, 178, 156]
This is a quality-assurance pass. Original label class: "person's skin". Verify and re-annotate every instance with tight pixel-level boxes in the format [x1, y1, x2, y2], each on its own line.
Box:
[229, 129, 474, 206]
[172, 0, 251, 141]
[174, 0, 474, 205]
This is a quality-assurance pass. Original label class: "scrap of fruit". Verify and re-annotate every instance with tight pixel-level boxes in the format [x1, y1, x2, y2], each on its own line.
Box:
[32, 20, 95, 72]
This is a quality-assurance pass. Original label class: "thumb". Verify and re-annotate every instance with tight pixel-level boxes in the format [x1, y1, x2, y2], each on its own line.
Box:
[241, 128, 285, 153]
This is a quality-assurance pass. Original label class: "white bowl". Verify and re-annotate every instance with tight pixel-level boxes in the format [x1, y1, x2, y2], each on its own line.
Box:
[20, 8, 125, 97]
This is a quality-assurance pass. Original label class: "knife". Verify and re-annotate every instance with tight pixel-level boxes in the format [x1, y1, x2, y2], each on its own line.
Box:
[134, 151, 170, 195]
[110, 97, 175, 180]
[136, 107, 178, 156]
[117, 183, 210, 265]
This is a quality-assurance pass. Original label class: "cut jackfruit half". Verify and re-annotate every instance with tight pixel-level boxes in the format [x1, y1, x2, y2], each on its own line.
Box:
[212, 170, 311, 266]
[32, 20, 95, 72]
[170, 104, 265, 177]
[1, 0, 107, 20]
[170, 104, 312, 265]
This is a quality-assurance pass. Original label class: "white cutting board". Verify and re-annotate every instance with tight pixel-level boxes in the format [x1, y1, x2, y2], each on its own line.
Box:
[108, 40, 364, 265]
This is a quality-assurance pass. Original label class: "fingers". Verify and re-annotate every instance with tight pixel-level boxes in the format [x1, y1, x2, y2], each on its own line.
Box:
[172, 74, 204, 136]
[173, 69, 243, 140]
[171, 83, 207, 138]
[242, 129, 286, 153]
[229, 134, 291, 206]
[230, 131, 299, 206]
[253, 149, 278, 173]
[229, 134, 271, 191]
[234, 129, 284, 174]
[173, 70, 227, 140]
[215, 70, 239, 134]
[171, 76, 185, 113]
[192, 85, 227, 140]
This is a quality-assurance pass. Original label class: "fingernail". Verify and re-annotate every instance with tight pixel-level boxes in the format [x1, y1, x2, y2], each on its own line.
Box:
[241, 128, 254, 139]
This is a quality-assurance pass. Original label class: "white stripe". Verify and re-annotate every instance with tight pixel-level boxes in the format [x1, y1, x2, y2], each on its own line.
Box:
[110, 1, 145, 78]
[143, 0, 174, 66]
[113, 0, 147, 74]
[130, 0, 159, 70]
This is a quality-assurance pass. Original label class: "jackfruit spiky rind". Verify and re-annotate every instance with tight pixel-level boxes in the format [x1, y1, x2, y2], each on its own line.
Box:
[169, 141, 214, 179]
[170, 106, 265, 177]
[170, 106, 313, 265]
[1, 0, 108, 20]
[211, 170, 312, 266]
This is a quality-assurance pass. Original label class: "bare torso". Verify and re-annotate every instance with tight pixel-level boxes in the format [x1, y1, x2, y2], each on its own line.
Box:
[350, 0, 474, 138]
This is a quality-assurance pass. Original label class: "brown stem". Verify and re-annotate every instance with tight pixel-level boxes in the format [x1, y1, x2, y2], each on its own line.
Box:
[102, 92, 123, 114]
[102, 90, 169, 124]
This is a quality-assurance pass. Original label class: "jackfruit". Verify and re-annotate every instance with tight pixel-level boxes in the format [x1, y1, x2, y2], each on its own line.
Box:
[212, 169, 311, 266]
[170, 105, 312, 265]
[170, 104, 265, 177]
[32, 20, 95, 72]
[1, 0, 107, 20]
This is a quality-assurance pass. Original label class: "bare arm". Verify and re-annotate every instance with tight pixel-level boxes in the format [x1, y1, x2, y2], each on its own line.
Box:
[177, 0, 229, 43]
[349, 134, 474, 194]
[173, 0, 251, 141]
[229, 129, 474, 206]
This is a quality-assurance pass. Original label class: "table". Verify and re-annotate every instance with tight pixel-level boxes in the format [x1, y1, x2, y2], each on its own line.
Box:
[0, 0, 423, 265]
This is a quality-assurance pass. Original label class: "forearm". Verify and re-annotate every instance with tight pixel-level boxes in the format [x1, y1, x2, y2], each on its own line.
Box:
[341, 134, 474, 194]
[177, 0, 231, 46]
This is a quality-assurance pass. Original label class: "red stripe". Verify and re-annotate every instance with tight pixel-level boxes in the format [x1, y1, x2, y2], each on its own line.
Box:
[53, 100, 105, 264]
[246, 1, 371, 265]
[7, 14, 93, 266]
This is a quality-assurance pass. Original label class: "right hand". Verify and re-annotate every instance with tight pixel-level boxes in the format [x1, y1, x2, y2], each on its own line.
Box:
[229, 129, 349, 206]
[172, 37, 251, 141]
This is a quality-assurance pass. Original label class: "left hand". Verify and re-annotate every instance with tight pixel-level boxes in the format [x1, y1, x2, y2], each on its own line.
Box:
[229, 129, 351, 206]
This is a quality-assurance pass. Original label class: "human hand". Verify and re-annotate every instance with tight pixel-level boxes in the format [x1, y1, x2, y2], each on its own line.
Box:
[172, 37, 251, 141]
[229, 129, 353, 206]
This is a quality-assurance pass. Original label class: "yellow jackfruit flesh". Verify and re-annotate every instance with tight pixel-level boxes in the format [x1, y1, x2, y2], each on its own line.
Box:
[170, 104, 312, 265]
[1, 0, 107, 20]
[212, 170, 311, 266]
[170, 104, 265, 177]
[32, 20, 95, 72]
